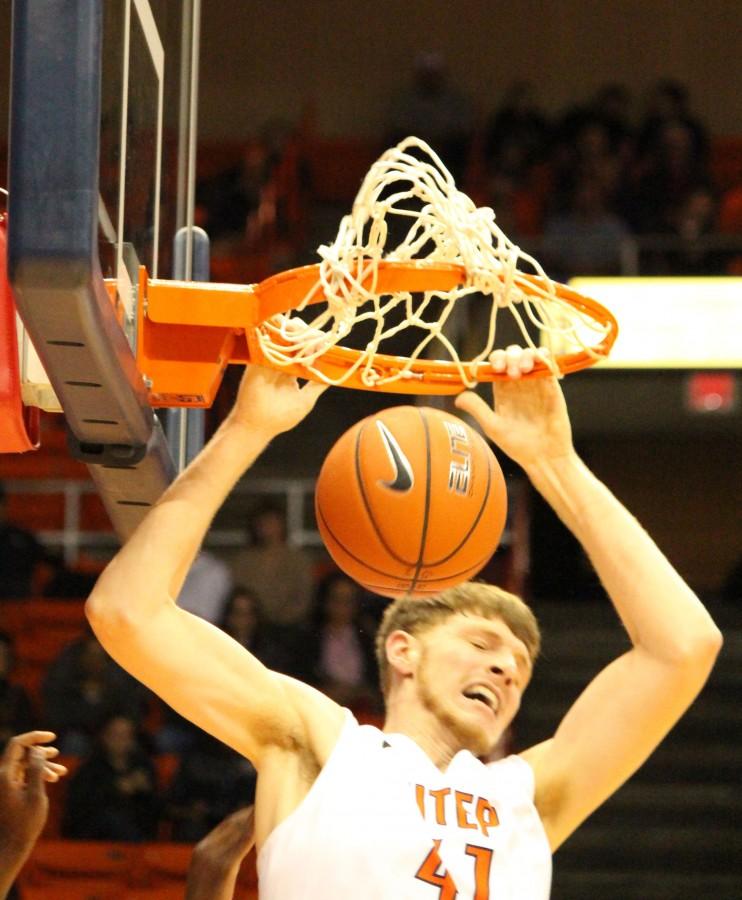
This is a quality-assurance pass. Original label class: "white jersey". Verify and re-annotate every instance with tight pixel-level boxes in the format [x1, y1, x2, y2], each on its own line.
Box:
[258, 711, 551, 899]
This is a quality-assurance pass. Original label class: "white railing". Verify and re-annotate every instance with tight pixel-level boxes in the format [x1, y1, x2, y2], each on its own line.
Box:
[4, 472, 521, 568]
[3, 476, 322, 564]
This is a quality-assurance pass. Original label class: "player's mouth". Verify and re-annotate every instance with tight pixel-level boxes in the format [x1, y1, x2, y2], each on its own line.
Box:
[462, 684, 500, 716]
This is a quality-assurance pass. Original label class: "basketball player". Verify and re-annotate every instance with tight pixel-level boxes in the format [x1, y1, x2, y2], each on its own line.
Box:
[86, 356, 722, 898]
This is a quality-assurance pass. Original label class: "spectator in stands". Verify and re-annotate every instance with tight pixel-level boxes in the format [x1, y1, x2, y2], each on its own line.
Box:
[0, 633, 36, 751]
[157, 583, 300, 753]
[664, 185, 721, 273]
[386, 51, 474, 181]
[590, 83, 635, 162]
[62, 714, 159, 841]
[637, 78, 708, 166]
[0, 730, 67, 900]
[220, 585, 301, 676]
[484, 80, 551, 173]
[163, 727, 256, 843]
[628, 119, 710, 233]
[560, 84, 634, 157]
[548, 85, 633, 219]
[226, 501, 314, 632]
[303, 571, 380, 712]
[551, 118, 624, 217]
[42, 630, 148, 755]
[0, 483, 53, 600]
[541, 175, 630, 280]
[176, 550, 233, 625]
[480, 87, 552, 239]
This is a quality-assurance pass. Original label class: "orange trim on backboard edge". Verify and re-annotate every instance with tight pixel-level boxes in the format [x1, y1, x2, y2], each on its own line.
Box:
[0, 216, 40, 451]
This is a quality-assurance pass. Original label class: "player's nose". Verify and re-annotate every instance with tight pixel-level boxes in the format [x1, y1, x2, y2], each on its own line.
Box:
[490, 654, 517, 685]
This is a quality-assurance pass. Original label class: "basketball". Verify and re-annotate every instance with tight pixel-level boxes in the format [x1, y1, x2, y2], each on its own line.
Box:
[315, 406, 507, 598]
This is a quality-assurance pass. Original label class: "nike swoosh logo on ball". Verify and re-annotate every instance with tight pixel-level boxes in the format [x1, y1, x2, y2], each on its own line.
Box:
[376, 420, 414, 492]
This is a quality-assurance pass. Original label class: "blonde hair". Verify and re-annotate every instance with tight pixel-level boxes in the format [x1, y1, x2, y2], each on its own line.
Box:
[375, 582, 540, 697]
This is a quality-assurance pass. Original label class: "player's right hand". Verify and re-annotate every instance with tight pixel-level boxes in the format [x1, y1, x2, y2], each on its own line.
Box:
[230, 364, 328, 439]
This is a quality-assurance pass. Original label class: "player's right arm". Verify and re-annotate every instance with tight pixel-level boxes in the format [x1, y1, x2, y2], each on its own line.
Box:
[86, 367, 343, 766]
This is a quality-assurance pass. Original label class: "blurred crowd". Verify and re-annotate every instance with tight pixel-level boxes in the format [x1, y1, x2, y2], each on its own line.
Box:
[1, 491, 385, 845]
[196, 64, 742, 284]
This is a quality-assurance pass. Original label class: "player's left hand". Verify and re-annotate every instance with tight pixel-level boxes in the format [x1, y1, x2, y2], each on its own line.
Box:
[230, 364, 328, 439]
[486, 344, 543, 380]
[455, 347, 574, 470]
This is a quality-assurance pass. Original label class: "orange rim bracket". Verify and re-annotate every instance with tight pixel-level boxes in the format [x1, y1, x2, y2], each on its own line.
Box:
[133, 267, 249, 408]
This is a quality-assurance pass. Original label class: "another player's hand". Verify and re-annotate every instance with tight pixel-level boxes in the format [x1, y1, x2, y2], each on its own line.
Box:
[0, 731, 67, 852]
[185, 806, 255, 900]
[230, 365, 328, 439]
[455, 347, 575, 471]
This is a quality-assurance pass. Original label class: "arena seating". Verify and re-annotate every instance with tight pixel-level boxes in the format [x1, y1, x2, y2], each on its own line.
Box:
[18, 839, 259, 899]
[3, 599, 88, 706]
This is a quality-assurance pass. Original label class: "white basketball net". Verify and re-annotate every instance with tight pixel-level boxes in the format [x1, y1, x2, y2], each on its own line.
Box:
[256, 137, 611, 387]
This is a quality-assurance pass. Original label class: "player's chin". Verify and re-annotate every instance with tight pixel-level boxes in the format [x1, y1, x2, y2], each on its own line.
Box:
[460, 695, 500, 729]
[453, 707, 498, 756]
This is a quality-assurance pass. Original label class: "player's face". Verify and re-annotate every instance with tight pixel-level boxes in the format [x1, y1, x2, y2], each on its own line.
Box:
[415, 613, 532, 757]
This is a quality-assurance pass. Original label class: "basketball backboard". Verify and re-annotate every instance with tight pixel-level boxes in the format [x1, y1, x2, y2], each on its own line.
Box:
[7, 0, 193, 538]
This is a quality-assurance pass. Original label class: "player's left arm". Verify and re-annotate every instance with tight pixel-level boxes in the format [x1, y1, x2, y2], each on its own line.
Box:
[457, 369, 723, 851]
[519, 452, 722, 849]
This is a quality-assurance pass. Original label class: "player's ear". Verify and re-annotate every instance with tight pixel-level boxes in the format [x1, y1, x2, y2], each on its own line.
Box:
[386, 630, 419, 680]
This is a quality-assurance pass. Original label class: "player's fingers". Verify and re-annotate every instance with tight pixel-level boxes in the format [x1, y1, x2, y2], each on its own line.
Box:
[1, 731, 55, 767]
[505, 344, 525, 380]
[518, 348, 536, 374]
[300, 378, 330, 404]
[455, 390, 500, 436]
[26, 747, 48, 790]
[488, 349, 507, 373]
[9, 730, 56, 746]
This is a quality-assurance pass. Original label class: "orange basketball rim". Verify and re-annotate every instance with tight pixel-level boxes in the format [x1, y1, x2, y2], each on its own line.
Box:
[111, 260, 618, 408]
